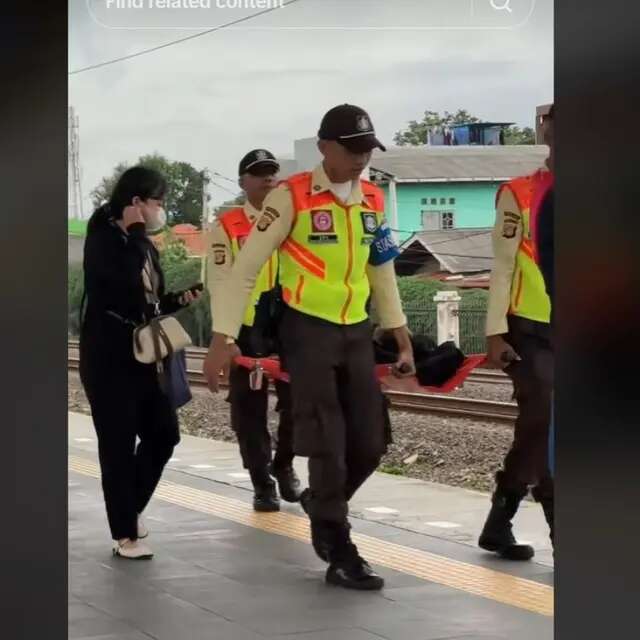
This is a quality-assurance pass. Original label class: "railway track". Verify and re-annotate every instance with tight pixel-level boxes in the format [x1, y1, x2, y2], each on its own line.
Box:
[68, 341, 516, 423]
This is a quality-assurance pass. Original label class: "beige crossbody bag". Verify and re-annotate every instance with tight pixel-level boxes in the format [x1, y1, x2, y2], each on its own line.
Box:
[132, 254, 192, 365]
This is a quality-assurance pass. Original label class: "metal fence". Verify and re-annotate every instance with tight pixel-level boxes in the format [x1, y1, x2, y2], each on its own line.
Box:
[404, 303, 487, 355]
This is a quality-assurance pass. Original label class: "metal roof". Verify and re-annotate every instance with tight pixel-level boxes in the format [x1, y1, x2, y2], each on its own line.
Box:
[370, 145, 548, 182]
[398, 228, 494, 274]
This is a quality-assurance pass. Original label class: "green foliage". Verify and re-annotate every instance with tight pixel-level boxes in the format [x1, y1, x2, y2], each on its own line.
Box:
[158, 229, 189, 272]
[68, 264, 85, 336]
[396, 276, 488, 354]
[91, 154, 209, 228]
[393, 109, 480, 146]
[503, 126, 536, 145]
[157, 255, 211, 347]
[68, 219, 88, 237]
[393, 109, 535, 147]
[397, 277, 447, 307]
[90, 161, 129, 208]
[378, 464, 407, 476]
[67, 250, 212, 347]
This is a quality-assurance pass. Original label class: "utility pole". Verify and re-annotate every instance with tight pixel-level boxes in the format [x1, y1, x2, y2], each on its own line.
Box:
[200, 168, 210, 283]
[68, 106, 84, 219]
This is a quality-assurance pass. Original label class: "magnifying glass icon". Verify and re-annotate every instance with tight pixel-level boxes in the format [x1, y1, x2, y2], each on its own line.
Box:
[490, 0, 513, 12]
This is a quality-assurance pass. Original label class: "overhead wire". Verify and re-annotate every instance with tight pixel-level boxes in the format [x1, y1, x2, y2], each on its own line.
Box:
[69, 0, 305, 75]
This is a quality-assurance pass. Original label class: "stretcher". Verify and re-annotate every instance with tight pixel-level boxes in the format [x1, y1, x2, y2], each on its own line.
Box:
[234, 353, 488, 394]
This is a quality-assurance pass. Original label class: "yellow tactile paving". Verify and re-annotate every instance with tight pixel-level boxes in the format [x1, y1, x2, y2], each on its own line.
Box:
[69, 455, 553, 617]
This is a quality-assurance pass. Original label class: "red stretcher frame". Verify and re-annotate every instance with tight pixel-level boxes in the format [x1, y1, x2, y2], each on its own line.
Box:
[234, 354, 488, 395]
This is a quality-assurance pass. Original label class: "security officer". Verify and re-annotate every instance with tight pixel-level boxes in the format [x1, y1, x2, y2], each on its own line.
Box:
[206, 149, 301, 512]
[203, 105, 415, 591]
[480, 113, 554, 560]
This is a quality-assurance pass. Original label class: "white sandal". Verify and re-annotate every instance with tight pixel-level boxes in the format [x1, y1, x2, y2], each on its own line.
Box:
[113, 539, 153, 560]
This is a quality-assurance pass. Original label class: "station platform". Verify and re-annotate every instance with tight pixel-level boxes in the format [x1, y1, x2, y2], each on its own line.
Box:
[69, 412, 553, 640]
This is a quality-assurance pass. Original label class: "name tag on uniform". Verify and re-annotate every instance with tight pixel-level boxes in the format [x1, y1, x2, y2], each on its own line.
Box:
[308, 233, 339, 244]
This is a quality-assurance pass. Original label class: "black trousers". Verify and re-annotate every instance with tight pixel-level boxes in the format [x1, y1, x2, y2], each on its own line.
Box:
[501, 315, 554, 499]
[227, 365, 295, 476]
[279, 308, 390, 524]
[80, 361, 180, 541]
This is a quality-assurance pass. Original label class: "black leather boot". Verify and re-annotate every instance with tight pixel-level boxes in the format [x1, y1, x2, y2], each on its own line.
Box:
[325, 530, 384, 591]
[272, 464, 302, 503]
[250, 469, 280, 512]
[532, 485, 554, 547]
[300, 489, 333, 561]
[479, 475, 534, 561]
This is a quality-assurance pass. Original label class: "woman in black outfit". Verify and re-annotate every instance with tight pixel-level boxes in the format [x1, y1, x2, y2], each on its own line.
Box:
[79, 167, 200, 559]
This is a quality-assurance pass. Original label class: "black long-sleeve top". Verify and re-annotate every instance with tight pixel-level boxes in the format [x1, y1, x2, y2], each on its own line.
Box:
[79, 209, 183, 374]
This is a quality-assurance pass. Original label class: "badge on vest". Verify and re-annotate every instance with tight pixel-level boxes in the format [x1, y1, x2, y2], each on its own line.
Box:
[311, 209, 334, 233]
[361, 211, 378, 234]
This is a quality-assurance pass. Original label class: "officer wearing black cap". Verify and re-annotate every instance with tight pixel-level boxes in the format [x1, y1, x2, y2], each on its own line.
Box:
[206, 149, 301, 512]
[204, 106, 414, 591]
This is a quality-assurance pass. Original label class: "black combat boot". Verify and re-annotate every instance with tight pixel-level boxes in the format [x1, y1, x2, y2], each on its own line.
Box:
[272, 463, 302, 503]
[325, 529, 384, 591]
[478, 474, 534, 561]
[532, 485, 554, 548]
[249, 468, 280, 512]
[300, 489, 333, 561]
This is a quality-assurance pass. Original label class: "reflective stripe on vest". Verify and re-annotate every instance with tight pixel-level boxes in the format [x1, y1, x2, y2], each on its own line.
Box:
[278, 172, 385, 325]
[219, 208, 277, 328]
[497, 172, 551, 324]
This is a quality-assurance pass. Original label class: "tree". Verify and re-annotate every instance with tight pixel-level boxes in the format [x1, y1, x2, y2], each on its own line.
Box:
[91, 154, 209, 227]
[91, 161, 129, 208]
[393, 110, 481, 146]
[503, 126, 536, 145]
[393, 109, 534, 146]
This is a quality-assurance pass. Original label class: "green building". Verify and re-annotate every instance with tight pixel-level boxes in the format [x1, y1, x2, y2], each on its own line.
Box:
[369, 145, 548, 243]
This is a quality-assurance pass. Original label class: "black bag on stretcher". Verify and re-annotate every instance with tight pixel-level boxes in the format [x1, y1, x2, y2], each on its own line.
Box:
[233, 350, 488, 395]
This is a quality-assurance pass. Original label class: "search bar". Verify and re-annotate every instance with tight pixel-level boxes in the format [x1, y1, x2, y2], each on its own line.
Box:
[87, 0, 537, 30]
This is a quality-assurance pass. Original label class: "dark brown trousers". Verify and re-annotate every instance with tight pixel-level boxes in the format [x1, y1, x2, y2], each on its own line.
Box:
[228, 366, 294, 473]
[279, 308, 390, 523]
[501, 315, 554, 499]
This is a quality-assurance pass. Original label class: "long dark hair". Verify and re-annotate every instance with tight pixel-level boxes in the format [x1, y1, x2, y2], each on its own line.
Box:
[88, 166, 167, 232]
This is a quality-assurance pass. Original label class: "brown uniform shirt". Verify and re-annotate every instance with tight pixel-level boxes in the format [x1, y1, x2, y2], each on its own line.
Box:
[485, 187, 523, 336]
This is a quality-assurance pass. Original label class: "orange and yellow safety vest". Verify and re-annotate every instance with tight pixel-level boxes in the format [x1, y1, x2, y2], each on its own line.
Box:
[497, 171, 551, 324]
[278, 172, 385, 325]
[220, 208, 277, 327]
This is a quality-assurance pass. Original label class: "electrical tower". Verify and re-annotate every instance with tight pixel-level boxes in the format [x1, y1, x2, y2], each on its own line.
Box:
[68, 106, 84, 219]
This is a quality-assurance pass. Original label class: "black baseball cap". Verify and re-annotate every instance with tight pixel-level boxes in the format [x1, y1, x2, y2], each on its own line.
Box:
[238, 149, 280, 176]
[318, 104, 386, 153]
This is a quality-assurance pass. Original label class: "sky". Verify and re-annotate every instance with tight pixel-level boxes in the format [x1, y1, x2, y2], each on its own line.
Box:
[69, 0, 553, 214]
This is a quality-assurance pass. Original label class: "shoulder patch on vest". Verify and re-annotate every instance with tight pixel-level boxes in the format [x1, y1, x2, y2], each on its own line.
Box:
[502, 220, 518, 239]
[256, 206, 280, 232]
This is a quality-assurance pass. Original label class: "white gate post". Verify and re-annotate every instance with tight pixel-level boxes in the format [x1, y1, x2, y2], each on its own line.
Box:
[434, 290, 462, 347]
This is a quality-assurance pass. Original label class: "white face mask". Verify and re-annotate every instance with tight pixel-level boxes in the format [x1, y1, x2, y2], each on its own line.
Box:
[145, 207, 167, 233]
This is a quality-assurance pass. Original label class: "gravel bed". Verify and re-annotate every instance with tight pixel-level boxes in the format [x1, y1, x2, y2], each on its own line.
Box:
[68, 372, 514, 493]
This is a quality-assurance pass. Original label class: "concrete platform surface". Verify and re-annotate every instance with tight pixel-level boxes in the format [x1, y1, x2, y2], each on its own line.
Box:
[69, 412, 554, 640]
